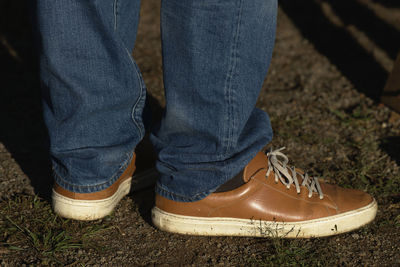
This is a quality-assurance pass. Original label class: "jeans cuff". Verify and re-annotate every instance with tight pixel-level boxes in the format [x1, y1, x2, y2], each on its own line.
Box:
[53, 152, 134, 194]
[155, 182, 212, 202]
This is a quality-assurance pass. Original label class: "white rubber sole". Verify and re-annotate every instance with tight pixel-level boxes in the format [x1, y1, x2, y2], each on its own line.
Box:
[52, 168, 159, 221]
[52, 177, 132, 221]
[152, 199, 378, 238]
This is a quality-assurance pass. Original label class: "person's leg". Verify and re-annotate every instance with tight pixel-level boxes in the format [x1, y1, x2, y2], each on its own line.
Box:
[151, 0, 277, 202]
[35, 0, 145, 219]
[151, 0, 377, 237]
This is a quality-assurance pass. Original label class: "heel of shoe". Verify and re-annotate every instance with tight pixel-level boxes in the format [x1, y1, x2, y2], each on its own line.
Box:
[52, 178, 132, 221]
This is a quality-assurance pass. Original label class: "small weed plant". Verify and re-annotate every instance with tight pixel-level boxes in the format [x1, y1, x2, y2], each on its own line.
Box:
[0, 195, 113, 265]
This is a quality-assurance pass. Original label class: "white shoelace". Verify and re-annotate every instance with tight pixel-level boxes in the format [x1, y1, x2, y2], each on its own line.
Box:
[266, 148, 324, 199]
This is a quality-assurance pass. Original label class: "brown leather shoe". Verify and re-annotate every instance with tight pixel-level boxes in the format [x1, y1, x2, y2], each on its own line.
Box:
[52, 154, 136, 221]
[152, 149, 377, 237]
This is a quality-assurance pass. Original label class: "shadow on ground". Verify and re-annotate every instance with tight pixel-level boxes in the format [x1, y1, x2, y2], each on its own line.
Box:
[0, 1, 53, 199]
[380, 136, 400, 165]
[374, 0, 400, 7]
[280, 0, 400, 100]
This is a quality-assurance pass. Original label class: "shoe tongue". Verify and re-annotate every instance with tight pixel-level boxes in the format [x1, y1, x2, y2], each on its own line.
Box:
[243, 152, 269, 182]
[215, 152, 269, 193]
[214, 169, 245, 192]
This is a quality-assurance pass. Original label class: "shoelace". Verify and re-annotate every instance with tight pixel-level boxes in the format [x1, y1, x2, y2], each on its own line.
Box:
[266, 147, 324, 199]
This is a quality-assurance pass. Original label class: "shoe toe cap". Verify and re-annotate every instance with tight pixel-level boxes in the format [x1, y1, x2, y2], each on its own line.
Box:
[321, 183, 374, 214]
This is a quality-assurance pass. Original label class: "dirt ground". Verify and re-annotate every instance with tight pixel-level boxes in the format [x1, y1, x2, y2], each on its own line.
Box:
[1, 0, 400, 266]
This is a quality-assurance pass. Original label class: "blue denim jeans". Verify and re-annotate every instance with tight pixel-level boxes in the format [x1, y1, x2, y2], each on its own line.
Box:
[35, 0, 277, 202]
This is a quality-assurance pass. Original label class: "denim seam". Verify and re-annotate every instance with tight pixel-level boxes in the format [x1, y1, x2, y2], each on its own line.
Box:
[232, 0, 243, 157]
[223, 0, 243, 157]
[53, 151, 134, 192]
[110, 0, 145, 141]
[113, 0, 118, 31]
[113, 32, 145, 140]
[128, 50, 145, 140]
